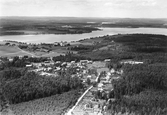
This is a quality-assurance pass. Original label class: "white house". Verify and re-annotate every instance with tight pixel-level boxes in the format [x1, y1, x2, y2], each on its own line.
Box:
[98, 83, 104, 91]
[26, 64, 32, 67]
[104, 59, 111, 62]
[110, 68, 115, 74]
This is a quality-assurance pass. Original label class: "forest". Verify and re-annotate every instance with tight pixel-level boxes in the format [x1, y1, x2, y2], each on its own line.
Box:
[0, 68, 83, 104]
[78, 34, 167, 63]
[104, 63, 167, 114]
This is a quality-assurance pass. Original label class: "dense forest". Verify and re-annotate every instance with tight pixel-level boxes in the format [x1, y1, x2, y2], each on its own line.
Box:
[104, 63, 167, 114]
[78, 34, 167, 63]
[0, 68, 83, 104]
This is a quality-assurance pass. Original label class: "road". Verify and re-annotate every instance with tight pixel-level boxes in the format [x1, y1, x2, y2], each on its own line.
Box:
[66, 86, 93, 115]
[17, 47, 38, 57]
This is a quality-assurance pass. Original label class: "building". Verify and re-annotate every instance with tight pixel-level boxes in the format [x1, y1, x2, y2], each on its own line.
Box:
[80, 60, 89, 63]
[98, 83, 104, 91]
[26, 64, 33, 67]
[60, 41, 68, 46]
[120, 60, 143, 65]
[9, 58, 13, 62]
[104, 59, 111, 62]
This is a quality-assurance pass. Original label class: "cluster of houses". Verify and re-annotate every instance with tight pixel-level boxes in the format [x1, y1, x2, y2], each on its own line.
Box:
[25, 59, 95, 79]
[54, 41, 70, 47]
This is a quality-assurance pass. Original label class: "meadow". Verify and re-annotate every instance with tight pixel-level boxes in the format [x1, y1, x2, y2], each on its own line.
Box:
[0, 46, 32, 57]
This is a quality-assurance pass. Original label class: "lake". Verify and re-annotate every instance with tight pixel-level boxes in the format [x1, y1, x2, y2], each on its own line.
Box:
[0, 28, 167, 43]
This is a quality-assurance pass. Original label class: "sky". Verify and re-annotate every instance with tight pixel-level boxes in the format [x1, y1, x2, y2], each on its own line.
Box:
[0, 0, 167, 18]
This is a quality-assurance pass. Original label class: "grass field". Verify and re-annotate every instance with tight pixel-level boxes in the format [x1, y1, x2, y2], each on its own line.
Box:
[10, 90, 80, 115]
[0, 46, 34, 57]
[0, 46, 20, 53]
[0, 45, 66, 57]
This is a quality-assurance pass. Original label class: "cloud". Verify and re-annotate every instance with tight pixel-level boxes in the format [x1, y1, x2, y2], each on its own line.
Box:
[0, 0, 167, 18]
[104, 0, 157, 7]
[0, 0, 157, 7]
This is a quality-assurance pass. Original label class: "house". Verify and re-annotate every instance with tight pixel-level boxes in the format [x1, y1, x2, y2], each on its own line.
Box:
[44, 61, 50, 63]
[103, 84, 113, 91]
[19, 56, 23, 59]
[60, 41, 68, 46]
[88, 60, 93, 64]
[61, 62, 67, 66]
[47, 67, 52, 71]
[26, 64, 32, 67]
[8, 58, 13, 62]
[98, 83, 104, 91]
[71, 61, 75, 63]
[87, 75, 92, 78]
[55, 67, 61, 71]
[105, 74, 111, 81]
[80, 60, 89, 64]
[116, 69, 123, 75]
[104, 59, 111, 62]
[33, 63, 42, 68]
[110, 68, 115, 74]
[120, 60, 143, 65]
[56, 61, 61, 64]
[34, 68, 44, 72]
[54, 42, 60, 46]
[83, 70, 87, 74]
[43, 62, 54, 66]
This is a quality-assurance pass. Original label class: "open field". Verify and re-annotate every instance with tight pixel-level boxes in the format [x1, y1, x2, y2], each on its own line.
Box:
[0, 46, 34, 57]
[0, 46, 20, 53]
[0, 43, 67, 57]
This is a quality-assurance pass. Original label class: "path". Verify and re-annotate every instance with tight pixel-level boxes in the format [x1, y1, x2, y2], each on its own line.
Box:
[66, 86, 93, 115]
[17, 47, 38, 57]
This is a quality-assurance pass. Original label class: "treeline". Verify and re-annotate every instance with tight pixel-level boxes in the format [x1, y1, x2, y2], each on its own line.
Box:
[52, 53, 91, 62]
[2, 69, 83, 104]
[68, 45, 94, 53]
[0, 56, 48, 70]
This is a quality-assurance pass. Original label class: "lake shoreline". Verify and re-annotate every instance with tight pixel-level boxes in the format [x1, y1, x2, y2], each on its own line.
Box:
[0, 27, 167, 43]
